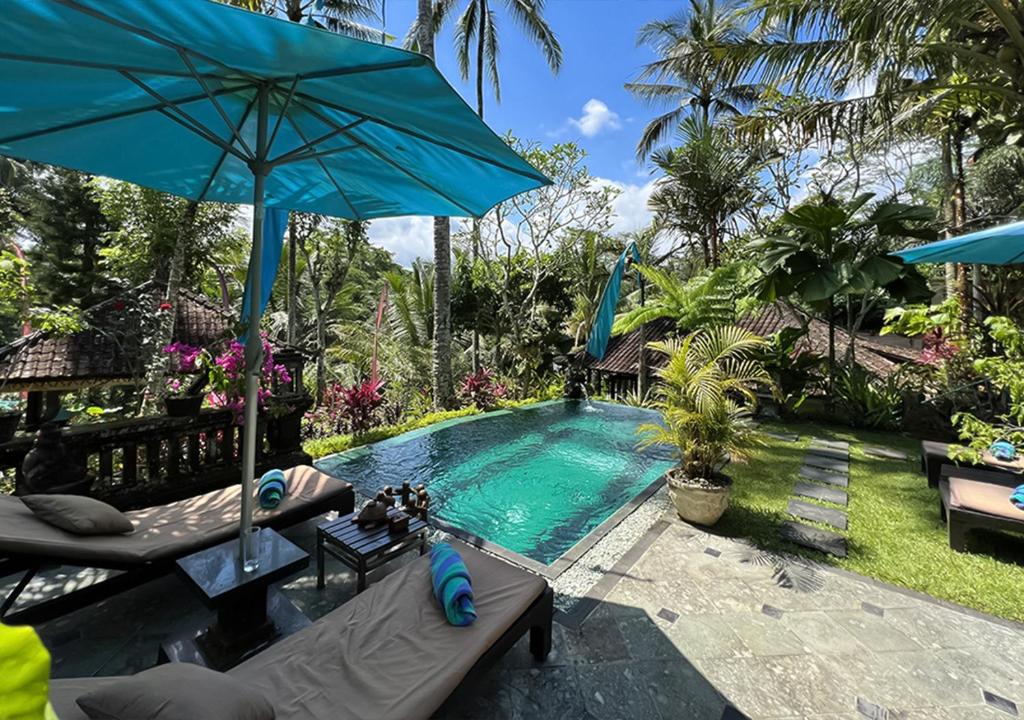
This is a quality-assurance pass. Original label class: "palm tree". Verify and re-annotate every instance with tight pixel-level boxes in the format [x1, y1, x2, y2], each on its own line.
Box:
[627, 0, 761, 159]
[408, 0, 561, 371]
[231, 0, 381, 38]
[648, 117, 767, 266]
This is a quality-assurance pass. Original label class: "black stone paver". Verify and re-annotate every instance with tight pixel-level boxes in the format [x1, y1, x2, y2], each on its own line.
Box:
[787, 499, 848, 530]
[781, 521, 848, 557]
[806, 445, 849, 461]
[984, 690, 1019, 717]
[804, 455, 850, 474]
[794, 481, 848, 506]
[799, 465, 849, 487]
[863, 446, 909, 461]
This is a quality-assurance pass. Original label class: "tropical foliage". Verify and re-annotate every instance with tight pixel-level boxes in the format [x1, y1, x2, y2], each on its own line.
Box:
[638, 326, 771, 481]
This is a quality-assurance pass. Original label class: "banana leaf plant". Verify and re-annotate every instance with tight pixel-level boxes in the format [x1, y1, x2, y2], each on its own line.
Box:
[750, 193, 935, 399]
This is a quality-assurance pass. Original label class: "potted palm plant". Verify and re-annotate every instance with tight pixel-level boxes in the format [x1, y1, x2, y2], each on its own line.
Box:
[638, 326, 772, 526]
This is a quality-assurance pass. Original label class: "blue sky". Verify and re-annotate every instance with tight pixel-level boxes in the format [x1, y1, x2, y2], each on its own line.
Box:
[367, 0, 682, 264]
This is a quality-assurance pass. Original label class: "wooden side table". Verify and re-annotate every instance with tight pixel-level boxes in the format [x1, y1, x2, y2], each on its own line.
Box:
[317, 508, 428, 592]
[159, 528, 310, 670]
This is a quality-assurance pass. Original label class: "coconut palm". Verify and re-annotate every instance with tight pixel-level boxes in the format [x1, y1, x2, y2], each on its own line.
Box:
[230, 0, 381, 39]
[627, 0, 762, 159]
[638, 326, 770, 481]
[648, 116, 769, 266]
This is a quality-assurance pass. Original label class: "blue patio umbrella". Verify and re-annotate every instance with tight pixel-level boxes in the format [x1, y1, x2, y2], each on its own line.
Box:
[1, 0, 549, 559]
[895, 220, 1024, 265]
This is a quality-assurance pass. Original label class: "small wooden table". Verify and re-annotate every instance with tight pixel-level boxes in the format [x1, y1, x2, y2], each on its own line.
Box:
[317, 508, 428, 592]
[160, 528, 310, 670]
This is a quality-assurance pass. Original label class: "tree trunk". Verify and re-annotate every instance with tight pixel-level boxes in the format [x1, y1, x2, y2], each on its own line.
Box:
[433, 217, 454, 408]
[827, 296, 836, 407]
[139, 201, 198, 416]
[418, 0, 455, 408]
[286, 216, 298, 345]
[950, 127, 972, 328]
[470, 2, 487, 372]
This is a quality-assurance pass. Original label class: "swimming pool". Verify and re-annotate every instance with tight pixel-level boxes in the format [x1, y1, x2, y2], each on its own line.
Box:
[315, 400, 675, 571]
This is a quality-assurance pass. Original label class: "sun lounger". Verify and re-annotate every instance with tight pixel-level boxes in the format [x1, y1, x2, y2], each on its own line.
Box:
[1, 466, 353, 624]
[48, 543, 553, 720]
[938, 464, 1024, 552]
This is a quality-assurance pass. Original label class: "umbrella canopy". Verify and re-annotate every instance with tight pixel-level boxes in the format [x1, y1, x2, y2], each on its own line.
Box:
[1, 0, 549, 562]
[895, 220, 1024, 265]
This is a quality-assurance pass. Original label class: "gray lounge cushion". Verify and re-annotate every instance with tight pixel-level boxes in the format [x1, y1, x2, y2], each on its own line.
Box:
[21, 495, 134, 536]
[75, 663, 275, 720]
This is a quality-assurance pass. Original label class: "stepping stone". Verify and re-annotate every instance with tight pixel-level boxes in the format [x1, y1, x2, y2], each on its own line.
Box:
[764, 431, 799, 442]
[800, 465, 849, 487]
[983, 690, 1019, 717]
[807, 445, 848, 461]
[804, 455, 849, 474]
[863, 446, 908, 461]
[794, 481, 848, 506]
[787, 499, 848, 530]
[781, 521, 848, 557]
[811, 438, 849, 451]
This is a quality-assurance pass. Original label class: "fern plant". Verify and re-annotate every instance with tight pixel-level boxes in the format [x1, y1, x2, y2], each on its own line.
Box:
[613, 262, 755, 336]
[638, 326, 772, 483]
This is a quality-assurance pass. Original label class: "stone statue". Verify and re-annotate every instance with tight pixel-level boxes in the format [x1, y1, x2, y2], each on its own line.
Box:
[19, 423, 90, 495]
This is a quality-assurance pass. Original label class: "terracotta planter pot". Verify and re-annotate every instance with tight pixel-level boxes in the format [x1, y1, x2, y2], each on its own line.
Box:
[666, 471, 731, 526]
[163, 395, 204, 418]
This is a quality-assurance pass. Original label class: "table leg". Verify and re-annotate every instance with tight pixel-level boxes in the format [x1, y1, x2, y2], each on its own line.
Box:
[357, 559, 366, 593]
[316, 535, 325, 590]
[419, 533, 427, 556]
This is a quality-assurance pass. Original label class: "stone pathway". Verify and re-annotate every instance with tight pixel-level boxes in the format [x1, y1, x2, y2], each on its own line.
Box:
[784, 439, 851, 558]
[25, 511, 1024, 719]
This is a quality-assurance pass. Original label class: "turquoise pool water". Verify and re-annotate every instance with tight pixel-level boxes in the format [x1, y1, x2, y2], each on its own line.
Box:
[316, 400, 674, 565]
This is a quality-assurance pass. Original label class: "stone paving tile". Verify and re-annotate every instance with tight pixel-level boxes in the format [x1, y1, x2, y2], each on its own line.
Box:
[575, 661, 662, 720]
[934, 647, 1024, 706]
[803, 455, 851, 474]
[437, 665, 515, 720]
[883, 605, 993, 650]
[665, 613, 753, 660]
[561, 606, 632, 664]
[781, 521, 848, 557]
[830, 610, 923, 653]
[806, 445, 850, 461]
[724, 611, 808, 657]
[506, 665, 592, 720]
[799, 464, 850, 487]
[703, 577, 766, 614]
[794, 480, 848, 506]
[637, 658, 730, 719]
[780, 611, 868, 655]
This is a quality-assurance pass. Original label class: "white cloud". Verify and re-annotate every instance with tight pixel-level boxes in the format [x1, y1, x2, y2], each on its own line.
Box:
[594, 177, 657, 234]
[367, 216, 435, 267]
[568, 99, 622, 138]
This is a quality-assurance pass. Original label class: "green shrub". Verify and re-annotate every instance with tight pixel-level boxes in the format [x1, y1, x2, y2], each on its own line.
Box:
[304, 407, 481, 459]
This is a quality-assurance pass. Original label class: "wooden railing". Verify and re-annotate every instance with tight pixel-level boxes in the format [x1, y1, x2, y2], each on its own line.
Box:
[0, 395, 313, 510]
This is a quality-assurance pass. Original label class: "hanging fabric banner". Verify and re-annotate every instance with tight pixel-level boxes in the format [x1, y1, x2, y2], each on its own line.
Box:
[585, 242, 641, 360]
[240, 207, 289, 337]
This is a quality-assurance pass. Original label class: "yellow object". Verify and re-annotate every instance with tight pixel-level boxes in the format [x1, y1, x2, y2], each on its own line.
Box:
[0, 624, 57, 720]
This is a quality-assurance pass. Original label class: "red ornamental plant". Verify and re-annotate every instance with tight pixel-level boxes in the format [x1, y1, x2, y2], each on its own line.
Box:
[919, 329, 960, 366]
[459, 368, 506, 410]
[339, 378, 385, 436]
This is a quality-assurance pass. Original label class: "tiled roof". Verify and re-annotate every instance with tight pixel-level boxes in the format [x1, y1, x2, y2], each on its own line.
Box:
[737, 302, 921, 378]
[580, 317, 677, 375]
[0, 282, 235, 391]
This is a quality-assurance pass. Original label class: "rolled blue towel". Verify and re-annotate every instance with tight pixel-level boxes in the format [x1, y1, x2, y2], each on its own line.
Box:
[990, 440, 1017, 462]
[429, 543, 477, 626]
[258, 469, 288, 510]
[1011, 485, 1024, 512]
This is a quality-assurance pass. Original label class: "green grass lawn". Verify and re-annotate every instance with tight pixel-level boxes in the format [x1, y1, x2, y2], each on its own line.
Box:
[717, 420, 1024, 624]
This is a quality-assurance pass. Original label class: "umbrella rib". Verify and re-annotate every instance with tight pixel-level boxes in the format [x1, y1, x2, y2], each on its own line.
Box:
[267, 77, 301, 157]
[267, 119, 366, 167]
[196, 97, 257, 204]
[55, 0, 261, 83]
[0, 84, 250, 147]
[177, 49, 255, 160]
[293, 98, 476, 217]
[267, 58, 427, 84]
[290, 89, 550, 185]
[0, 51, 235, 82]
[285, 116, 362, 220]
[120, 71, 252, 163]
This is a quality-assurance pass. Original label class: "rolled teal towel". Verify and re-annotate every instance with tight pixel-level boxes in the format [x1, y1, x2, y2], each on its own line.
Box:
[990, 440, 1017, 461]
[429, 543, 477, 627]
[1011, 485, 1024, 512]
[258, 469, 288, 510]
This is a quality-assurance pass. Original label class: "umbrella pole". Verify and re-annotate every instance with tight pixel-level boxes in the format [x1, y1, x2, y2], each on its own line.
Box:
[240, 84, 270, 567]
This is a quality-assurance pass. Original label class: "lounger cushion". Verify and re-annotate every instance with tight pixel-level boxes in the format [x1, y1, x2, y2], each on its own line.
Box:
[75, 663, 274, 720]
[948, 476, 1024, 521]
[0, 466, 350, 566]
[21, 495, 134, 536]
[49, 545, 546, 720]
